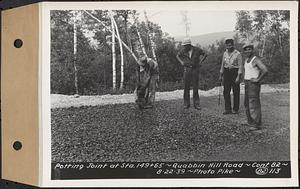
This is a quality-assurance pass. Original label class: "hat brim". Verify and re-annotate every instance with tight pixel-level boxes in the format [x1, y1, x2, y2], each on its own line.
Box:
[225, 39, 234, 44]
[243, 45, 254, 50]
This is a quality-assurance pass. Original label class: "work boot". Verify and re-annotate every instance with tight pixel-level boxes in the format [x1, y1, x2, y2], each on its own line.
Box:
[143, 104, 153, 109]
[232, 110, 239, 114]
[136, 98, 146, 109]
[194, 105, 201, 110]
[184, 105, 190, 109]
[223, 110, 232, 115]
[249, 126, 263, 133]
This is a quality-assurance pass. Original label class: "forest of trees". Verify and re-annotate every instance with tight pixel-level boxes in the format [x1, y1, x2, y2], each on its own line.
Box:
[51, 10, 290, 95]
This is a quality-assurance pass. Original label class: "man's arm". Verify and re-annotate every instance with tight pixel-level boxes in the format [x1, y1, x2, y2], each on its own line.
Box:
[198, 49, 207, 65]
[251, 59, 268, 83]
[199, 53, 207, 64]
[235, 53, 243, 83]
[176, 54, 185, 66]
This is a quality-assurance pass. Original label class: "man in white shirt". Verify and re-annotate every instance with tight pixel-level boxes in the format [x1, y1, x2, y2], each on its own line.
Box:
[243, 43, 268, 131]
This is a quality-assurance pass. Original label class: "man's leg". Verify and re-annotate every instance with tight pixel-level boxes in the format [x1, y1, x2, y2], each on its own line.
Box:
[244, 80, 254, 125]
[248, 82, 262, 128]
[136, 85, 146, 109]
[137, 71, 150, 109]
[223, 69, 232, 114]
[232, 69, 240, 113]
[192, 69, 200, 109]
[184, 68, 192, 108]
[148, 75, 158, 105]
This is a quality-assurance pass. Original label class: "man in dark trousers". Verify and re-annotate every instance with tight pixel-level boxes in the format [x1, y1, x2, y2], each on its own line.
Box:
[135, 56, 159, 109]
[243, 43, 268, 131]
[219, 38, 243, 114]
[176, 38, 207, 110]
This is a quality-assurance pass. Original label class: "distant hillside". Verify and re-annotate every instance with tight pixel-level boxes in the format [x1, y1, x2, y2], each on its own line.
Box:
[175, 31, 237, 47]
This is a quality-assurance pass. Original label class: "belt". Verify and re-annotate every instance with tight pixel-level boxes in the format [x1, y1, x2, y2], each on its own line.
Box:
[224, 67, 238, 70]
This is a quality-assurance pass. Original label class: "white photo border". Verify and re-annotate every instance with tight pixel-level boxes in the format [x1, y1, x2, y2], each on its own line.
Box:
[40, 1, 298, 187]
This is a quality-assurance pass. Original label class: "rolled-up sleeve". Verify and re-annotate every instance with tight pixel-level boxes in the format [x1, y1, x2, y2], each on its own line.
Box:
[220, 53, 225, 73]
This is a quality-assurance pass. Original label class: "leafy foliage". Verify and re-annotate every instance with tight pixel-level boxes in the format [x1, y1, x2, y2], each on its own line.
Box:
[51, 10, 290, 95]
[235, 10, 290, 84]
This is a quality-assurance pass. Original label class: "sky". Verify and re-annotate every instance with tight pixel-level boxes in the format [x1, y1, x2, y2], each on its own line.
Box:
[78, 10, 238, 48]
[139, 11, 237, 37]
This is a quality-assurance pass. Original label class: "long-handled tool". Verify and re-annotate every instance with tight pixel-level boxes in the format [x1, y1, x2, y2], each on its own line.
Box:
[218, 79, 222, 106]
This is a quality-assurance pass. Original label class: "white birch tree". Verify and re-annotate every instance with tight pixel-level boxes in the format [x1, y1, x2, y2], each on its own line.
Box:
[71, 10, 80, 97]
[132, 12, 147, 57]
[111, 12, 125, 89]
[83, 10, 142, 66]
[144, 11, 157, 62]
[110, 11, 117, 90]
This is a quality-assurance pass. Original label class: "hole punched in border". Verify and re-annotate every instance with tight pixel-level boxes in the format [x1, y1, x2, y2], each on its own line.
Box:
[14, 39, 23, 48]
[13, 141, 22, 151]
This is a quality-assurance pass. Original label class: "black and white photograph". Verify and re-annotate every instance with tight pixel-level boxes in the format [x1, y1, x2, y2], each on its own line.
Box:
[44, 1, 298, 187]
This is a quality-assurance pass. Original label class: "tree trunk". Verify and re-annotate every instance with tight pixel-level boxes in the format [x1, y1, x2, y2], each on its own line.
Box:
[104, 48, 107, 89]
[123, 12, 132, 69]
[110, 12, 116, 90]
[137, 28, 147, 56]
[123, 15, 130, 72]
[261, 36, 266, 57]
[278, 33, 283, 53]
[73, 12, 79, 96]
[124, 13, 133, 51]
[83, 10, 142, 66]
[144, 11, 157, 62]
[132, 13, 147, 56]
[246, 33, 249, 41]
[268, 44, 275, 65]
[112, 14, 124, 90]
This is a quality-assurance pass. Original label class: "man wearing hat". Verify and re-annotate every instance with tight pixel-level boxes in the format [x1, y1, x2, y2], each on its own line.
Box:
[219, 38, 243, 114]
[176, 38, 207, 109]
[135, 56, 159, 109]
[243, 43, 268, 131]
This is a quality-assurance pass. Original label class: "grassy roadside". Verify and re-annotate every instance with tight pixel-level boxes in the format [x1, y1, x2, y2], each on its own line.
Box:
[51, 91, 290, 162]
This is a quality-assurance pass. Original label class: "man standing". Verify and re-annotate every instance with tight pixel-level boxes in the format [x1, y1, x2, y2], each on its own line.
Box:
[243, 43, 268, 131]
[176, 38, 207, 110]
[219, 39, 243, 114]
[136, 56, 159, 109]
